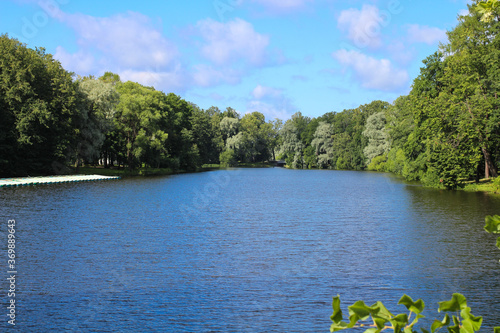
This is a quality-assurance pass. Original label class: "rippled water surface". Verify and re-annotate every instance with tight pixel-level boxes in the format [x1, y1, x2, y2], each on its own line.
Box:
[1, 168, 499, 332]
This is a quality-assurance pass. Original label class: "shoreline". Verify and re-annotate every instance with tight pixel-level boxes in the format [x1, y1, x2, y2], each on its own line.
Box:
[3, 166, 498, 196]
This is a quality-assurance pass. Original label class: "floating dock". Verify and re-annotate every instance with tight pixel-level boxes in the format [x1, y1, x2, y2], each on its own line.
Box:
[0, 174, 120, 188]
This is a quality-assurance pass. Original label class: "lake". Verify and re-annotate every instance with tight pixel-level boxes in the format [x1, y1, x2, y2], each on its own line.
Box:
[1, 168, 499, 332]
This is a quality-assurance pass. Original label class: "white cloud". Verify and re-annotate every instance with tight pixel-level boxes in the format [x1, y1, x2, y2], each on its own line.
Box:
[250, 0, 313, 13]
[197, 18, 270, 66]
[337, 5, 384, 49]
[51, 10, 273, 92]
[407, 24, 448, 45]
[60, 11, 179, 70]
[252, 85, 283, 99]
[333, 50, 409, 91]
[50, 10, 188, 93]
[247, 100, 294, 121]
[119, 66, 186, 91]
[54, 47, 95, 74]
[387, 41, 415, 65]
[192, 65, 241, 87]
[247, 85, 295, 120]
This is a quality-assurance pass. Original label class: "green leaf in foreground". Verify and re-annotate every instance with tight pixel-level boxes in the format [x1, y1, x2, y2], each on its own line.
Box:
[460, 307, 483, 332]
[431, 313, 450, 333]
[438, 293, 467, 312]
[348, 301, 380, 321]
[331, 295, 343, 323]
[484, 215, 500, 234]
[390, 313, 409, 333]
[398, 294, 425, 314]
[372, 301, 393, 321]
[330, 296, 359, 332]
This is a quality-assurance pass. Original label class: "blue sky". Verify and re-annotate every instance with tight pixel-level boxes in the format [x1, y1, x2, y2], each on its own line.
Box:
[1, 0, 471, 120]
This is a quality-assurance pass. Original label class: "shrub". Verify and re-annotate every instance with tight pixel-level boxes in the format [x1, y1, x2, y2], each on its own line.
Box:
[219, 149, 237, 167]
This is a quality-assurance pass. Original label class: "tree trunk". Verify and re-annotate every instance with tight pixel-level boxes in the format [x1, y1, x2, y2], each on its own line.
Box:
[475, 163, 481, 183]
[127, 128, 137, 170]
[103, 151, 108, 169]
[482, 147, 498, 179]
[74, 157, 80, 173]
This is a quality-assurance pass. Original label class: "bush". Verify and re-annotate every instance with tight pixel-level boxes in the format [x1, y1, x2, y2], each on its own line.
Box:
[367, 155, 387, 171]
[330, 293, 495, 333]
[492, 177, 500, 193]
[219, 149, 237, 167]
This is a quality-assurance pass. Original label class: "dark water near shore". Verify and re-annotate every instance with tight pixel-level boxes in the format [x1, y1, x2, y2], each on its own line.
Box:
[1, 168, 499, 332]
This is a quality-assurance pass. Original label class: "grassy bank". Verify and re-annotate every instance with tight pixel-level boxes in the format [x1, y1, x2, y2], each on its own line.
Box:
[75, 166, 192, 178]
[69, 162, 275, 178]
[76, 165, 500, 196]
[201, 162, 274, 169]
[461, 177, 500, 195]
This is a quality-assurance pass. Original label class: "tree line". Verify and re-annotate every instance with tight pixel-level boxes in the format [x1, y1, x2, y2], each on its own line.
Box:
[0, 34, 284, 177]
[1, 2, 499, 188]
[361, 1, 500, 189]
[277, 1, 500, 189]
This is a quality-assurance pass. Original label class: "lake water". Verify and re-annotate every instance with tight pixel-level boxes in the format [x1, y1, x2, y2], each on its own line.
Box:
[1, 168, 499, 332]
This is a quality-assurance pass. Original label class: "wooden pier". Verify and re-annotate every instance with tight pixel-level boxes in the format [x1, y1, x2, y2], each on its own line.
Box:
[0, 174, 120, 188]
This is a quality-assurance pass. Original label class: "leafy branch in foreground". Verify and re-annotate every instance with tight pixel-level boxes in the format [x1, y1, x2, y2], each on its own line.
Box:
[484, 215, 500, 254]
[330, 217, 500, 333]
[330, 293, 500, 333]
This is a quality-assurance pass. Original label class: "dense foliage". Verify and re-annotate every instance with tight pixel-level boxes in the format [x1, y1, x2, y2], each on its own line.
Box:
[330, 293, 495, 333]
[365, 1, 500, 188]
[0, 36, 80, 176]
[1, 2, 500, 188]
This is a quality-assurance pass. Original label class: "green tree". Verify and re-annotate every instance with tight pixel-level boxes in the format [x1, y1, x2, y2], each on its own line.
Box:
[240, 111, 272, 162]
[475, 0, 500, 22]
[268, 118, 283, 161]
[277, 112, 310, 168]
[302, 118, 321, 168]
[221, 106, 239, 119]
[162, 93, 199, 170]
[405, 7, 500, 188]
[0, 35, 80, 176]
[114, 81, 169, 169]
[220, 117, 240, 144]
[74, 76, 119, 168]
[219, 149, 237, 167]
[190, 105, 223, 165]
[363, 112, 390, 166]
[100, 72, 121, 85]
[383, 96, 415, 175]
[442, 7, 500, 179]
[311, 122, 334, 168]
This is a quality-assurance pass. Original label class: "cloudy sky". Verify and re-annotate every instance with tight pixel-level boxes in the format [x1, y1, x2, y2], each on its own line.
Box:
[1, 0, 471, 120]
